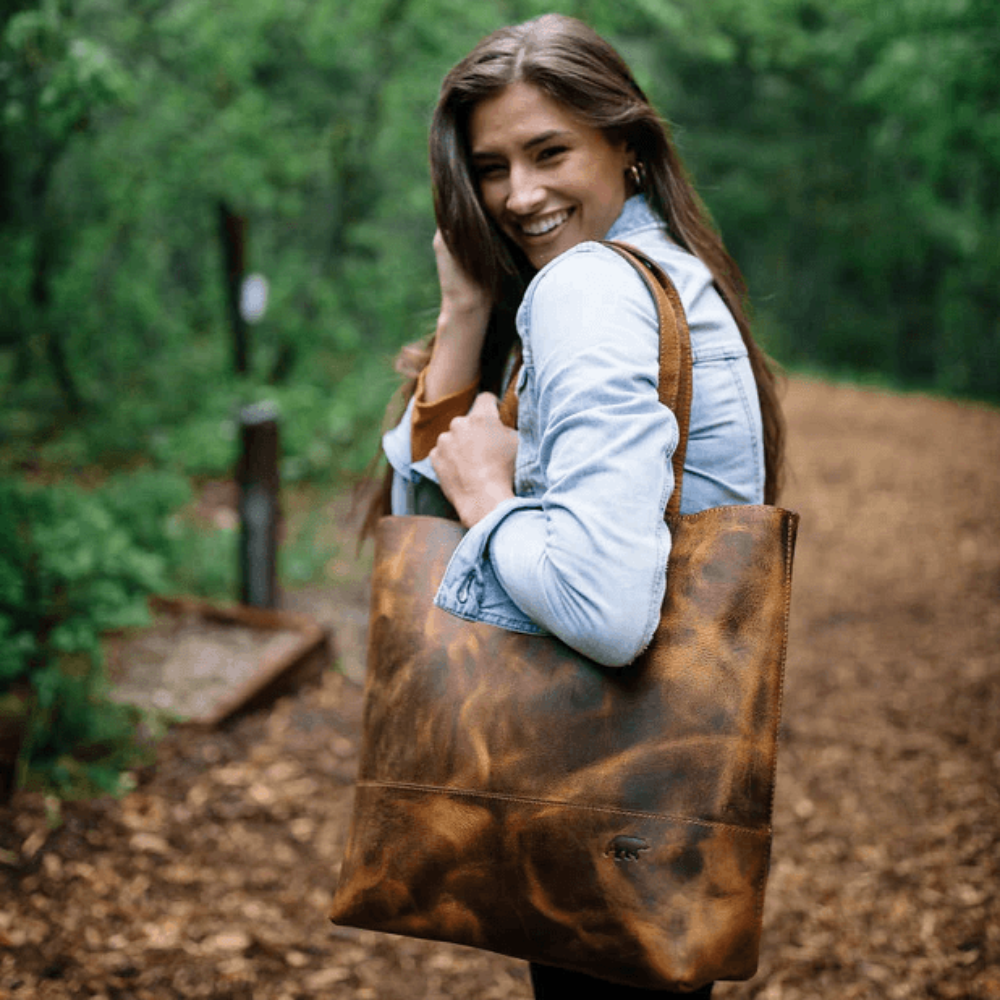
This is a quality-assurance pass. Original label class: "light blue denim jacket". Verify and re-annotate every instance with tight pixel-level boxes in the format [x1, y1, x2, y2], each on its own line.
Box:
[383, 196, 764, 667]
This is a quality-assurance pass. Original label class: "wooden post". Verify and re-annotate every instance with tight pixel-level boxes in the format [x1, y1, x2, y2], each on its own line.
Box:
[0, 688, 31, 806]
[218, 201, 248, 375]
[237, 402, 280, 608]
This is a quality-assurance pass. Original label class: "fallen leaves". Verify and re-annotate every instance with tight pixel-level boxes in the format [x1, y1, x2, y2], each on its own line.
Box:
[1, 380, 999, 998]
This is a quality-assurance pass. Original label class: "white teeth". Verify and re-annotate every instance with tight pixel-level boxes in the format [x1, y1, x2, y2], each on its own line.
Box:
[520, 210, 570, 236]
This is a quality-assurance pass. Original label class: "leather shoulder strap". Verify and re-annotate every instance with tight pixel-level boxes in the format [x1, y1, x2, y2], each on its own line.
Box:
[603, 241, 693, 520]
[497, 241, 694, 520]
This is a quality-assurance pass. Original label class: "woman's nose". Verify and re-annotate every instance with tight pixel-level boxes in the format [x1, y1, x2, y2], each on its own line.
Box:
[506, 165, 545, 215]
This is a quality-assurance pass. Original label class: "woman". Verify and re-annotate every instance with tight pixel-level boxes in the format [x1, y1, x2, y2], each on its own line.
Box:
[368, 13, 784, 998]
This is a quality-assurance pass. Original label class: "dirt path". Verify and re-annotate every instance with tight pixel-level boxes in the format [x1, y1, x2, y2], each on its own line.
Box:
[2, 377, 999, 999]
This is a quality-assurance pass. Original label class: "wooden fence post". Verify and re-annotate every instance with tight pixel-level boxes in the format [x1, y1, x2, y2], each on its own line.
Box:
[237, 402, 280, 608]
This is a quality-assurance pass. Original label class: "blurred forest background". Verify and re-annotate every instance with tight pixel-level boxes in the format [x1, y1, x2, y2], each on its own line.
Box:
[3, 0, 998, 472]
[1, 0, 998, 792]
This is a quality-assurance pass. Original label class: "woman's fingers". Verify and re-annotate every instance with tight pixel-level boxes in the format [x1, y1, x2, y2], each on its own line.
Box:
[431, 392, 517, 528]
[433, 229, 491, 317]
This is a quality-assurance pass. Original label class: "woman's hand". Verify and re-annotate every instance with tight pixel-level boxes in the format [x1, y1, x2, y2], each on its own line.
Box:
[430, 392, 517, 528]
[423, 231, 492, 404]
[433, 229, 491, 319]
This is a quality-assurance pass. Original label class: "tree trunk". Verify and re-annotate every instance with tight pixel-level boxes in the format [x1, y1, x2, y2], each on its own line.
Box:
[32, 230, 84, 414]
[218, 200, 249, 375]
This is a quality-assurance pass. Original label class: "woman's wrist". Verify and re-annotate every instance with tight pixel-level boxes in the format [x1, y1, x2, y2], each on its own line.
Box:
[422, 304, 490, 403]
[438, 295, 491, 326]
[453, 480, 516, 529]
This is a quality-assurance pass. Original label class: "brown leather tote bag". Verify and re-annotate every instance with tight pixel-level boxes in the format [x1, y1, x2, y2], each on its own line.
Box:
[330, 244, 799, 991]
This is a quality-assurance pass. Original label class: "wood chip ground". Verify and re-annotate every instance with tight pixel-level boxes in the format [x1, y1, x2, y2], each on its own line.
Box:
[1, 378, 998, 999]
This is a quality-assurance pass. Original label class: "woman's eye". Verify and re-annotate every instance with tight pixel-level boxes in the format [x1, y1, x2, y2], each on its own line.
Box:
[538, 146, 568, 162]
[475, 162, 505, 180]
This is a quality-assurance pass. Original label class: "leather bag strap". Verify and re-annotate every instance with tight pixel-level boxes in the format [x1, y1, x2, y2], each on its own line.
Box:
[603, 241, 693, 521]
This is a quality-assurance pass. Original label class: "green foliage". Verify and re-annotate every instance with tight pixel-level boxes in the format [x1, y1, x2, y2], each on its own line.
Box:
[161, 516, 237, 600]
[649, 0, 1000, 398]
[2, 0, 130, 150]
[0, 465, 341, 795]
[2, 0, 994, 484]
[279, 505, 342, 587]
[0, 0, 997, 479]
[0, 469, 297, 794]
[142, 364, 398, 483]
[0, 474, 179, 793]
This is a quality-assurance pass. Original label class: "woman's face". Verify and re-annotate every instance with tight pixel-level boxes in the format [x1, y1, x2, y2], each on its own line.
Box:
[469, 81, 634, 270]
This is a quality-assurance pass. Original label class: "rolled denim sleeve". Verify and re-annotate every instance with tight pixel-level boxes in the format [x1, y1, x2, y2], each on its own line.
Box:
[437, 244, 678, 667]
[382, 396, 445, 517]
[434, 496, 550, 636]
[383, 396, 438, 486]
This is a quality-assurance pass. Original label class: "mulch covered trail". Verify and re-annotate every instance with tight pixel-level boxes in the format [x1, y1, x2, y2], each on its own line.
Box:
[2, 377, 999, 1000]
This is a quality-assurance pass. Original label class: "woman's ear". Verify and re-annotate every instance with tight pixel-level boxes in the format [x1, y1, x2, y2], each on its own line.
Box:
[624, 147, 644, 195]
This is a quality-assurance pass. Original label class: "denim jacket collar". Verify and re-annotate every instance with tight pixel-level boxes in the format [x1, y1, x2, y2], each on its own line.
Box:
[605, 195, 664, 242]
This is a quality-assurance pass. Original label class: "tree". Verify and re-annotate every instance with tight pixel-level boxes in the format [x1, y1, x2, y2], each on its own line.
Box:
[0, 0, 130, 412]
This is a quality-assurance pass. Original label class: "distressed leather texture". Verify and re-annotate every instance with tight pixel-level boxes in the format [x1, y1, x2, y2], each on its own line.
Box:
[330, 245, 799, 991]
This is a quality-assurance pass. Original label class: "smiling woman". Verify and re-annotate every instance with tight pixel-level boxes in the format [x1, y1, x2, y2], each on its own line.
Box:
[358, 12, 787, 998]
[469, 81, 635, 270]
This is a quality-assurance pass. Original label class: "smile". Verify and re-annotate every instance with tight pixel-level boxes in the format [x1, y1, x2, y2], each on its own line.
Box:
[517, 208, 572, 237]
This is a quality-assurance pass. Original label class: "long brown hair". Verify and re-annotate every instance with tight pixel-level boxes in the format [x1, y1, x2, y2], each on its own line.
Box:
[364, 13, 784, 536]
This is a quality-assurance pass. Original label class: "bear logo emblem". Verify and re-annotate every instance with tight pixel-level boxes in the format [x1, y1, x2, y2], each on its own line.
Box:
[606, 835, 650, 863]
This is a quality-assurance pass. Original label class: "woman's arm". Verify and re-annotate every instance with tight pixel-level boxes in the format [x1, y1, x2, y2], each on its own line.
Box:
[403, 229, 491, 466]
[494, 249, 676, 665]
[382, 230, 492, 506]
[422, 230, 491, 403]
[433, 245, 677, 667]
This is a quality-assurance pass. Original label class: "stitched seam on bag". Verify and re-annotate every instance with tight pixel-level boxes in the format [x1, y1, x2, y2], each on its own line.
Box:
[357, 779, 772, 837]
[755, 512, 797, 925]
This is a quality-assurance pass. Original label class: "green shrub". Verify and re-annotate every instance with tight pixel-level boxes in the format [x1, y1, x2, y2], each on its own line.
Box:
[145, 366, 396, 484]
[0, 474, 186, 795]
[164, 517, 238, 598]
[0, 466, 343, 795]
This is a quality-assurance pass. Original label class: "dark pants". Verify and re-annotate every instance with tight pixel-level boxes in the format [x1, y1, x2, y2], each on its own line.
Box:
[529, 963, 714, 998]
